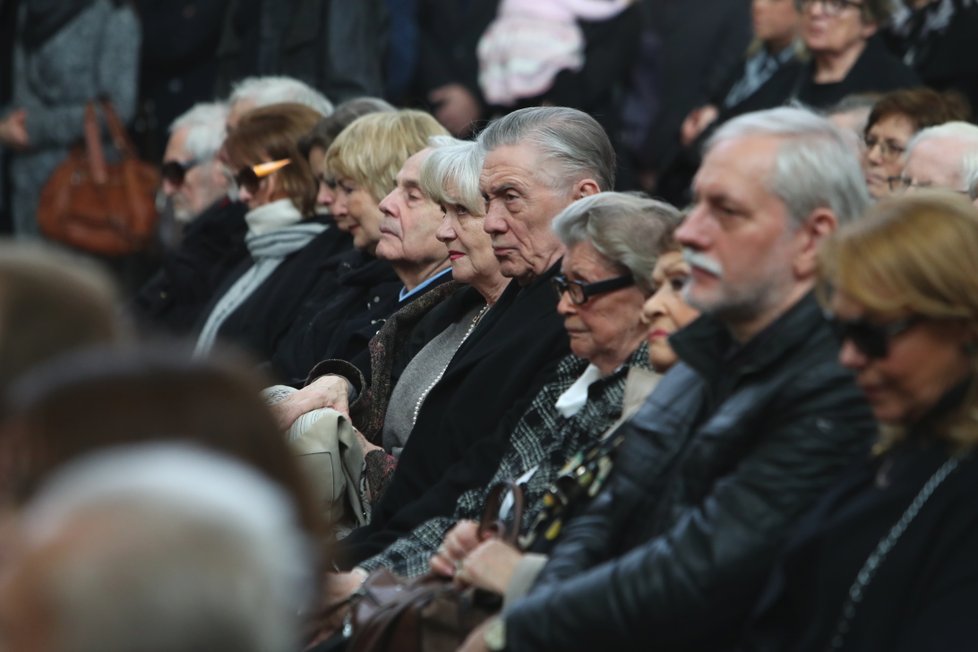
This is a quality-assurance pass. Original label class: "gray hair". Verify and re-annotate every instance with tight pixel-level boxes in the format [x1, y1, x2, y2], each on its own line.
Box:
[477, 106, 616, 192]
[19, 443, 312, 652]
[419, 136, 486, 215]
[229, 76, 334, 117]
[906, 121, 978, 191]
[169, 102, 229, 162]
[708, 107, 870, 227]
[552, 192, 682, 295]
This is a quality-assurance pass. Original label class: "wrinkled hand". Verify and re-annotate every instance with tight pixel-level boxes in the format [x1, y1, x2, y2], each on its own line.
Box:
[457, 618, 493, 652]
[271, 375, 351, 430]
[679, 104, 719, 147]
[455, 539, 522, 595]
[430, 520, 485, 577]
[0, 109, 29, 149]
[429, 84, 480, 137]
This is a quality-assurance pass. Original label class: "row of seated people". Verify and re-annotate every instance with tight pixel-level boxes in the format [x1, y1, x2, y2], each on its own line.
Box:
[2, 89, 978, 650]
[130, 80, 978, 652]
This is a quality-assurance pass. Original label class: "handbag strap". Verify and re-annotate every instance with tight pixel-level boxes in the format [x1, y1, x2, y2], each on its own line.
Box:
[826, 454, 962, 651]
[97, 98, 137, 159]
[478, 481, 524, 546]
[83, 101, 108, 184]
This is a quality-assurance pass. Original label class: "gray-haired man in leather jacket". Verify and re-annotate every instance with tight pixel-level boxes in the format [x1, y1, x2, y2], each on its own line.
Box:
[465, 106, 878, 652]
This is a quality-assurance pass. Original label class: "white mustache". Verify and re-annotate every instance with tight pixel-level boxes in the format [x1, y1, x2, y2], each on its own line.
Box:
[682, 248, 723, 278]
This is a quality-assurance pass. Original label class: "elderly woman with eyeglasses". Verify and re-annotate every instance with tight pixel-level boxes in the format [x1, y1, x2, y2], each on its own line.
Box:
[860, 87, 970, 200]
[741, 192, 978, 651]
[193, 103, 350, 360]
[324, 193, 683, 593]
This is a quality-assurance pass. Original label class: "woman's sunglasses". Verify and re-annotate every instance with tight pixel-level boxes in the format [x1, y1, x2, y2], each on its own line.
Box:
[824, 312, 921, 359]
[234, 158, 292, 195]
[161, 158, 202, 186]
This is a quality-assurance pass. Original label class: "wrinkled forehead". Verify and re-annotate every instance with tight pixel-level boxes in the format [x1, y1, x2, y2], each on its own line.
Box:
[479, 143, 555, 191]
[397, 148, 432, 187]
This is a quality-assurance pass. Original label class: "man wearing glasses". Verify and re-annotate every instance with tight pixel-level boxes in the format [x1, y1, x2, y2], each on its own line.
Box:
[892, 121, 978, 203]
[132, 102, 249, 336]
[464, 107, 877, 652]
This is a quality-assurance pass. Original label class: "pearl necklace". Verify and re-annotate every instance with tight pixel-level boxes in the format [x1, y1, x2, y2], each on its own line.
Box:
[412, 303, 491, 426]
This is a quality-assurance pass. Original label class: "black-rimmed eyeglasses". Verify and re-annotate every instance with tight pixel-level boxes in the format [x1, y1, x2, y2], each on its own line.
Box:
[551, 273, 634, 305]
[824, 311, 922, 359]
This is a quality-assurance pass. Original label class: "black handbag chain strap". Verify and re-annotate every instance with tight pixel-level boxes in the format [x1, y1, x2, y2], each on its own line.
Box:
[826, 454, 962, 651]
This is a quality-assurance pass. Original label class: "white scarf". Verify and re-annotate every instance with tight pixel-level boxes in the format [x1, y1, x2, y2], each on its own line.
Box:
[194, 199, 326, 356]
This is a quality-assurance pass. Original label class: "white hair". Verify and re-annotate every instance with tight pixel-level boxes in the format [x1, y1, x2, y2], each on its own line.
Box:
[169, 102, 229, 162]
[229, 76, 334, 117]
[707, 106, 870, 226]
[419, 136, 485, 214]
[906, 121, 978, 192]
[20, 443, 313, 652]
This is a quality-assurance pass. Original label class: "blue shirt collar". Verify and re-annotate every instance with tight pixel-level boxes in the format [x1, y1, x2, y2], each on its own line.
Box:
[399, 267, 453, 302]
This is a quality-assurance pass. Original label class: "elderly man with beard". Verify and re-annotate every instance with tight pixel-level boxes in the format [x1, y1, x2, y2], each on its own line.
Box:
[460, 107, 879, 652]
[131, 102, 250, 335]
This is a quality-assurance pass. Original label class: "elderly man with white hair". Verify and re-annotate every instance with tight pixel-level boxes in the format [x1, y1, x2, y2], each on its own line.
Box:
[0, 443, 313, 652]
[895, 121, 978, 198]
[133, 101, 252, 335]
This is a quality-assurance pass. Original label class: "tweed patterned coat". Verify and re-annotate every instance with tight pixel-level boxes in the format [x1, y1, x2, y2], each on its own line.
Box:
[8, 0, 140, 237]
[359, 342, 654, 577]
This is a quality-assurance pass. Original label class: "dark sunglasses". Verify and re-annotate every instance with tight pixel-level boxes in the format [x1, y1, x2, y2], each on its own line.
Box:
[161, 158, 202, 186]
[551, 273, 634, 305]
[824, 311, 921, 359]
[234, 158, 292, 195]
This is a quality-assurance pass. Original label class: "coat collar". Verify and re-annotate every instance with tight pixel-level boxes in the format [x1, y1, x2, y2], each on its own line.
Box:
[670, 291, 826, 384]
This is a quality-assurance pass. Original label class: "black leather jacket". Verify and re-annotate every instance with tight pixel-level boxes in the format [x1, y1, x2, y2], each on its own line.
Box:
[503, 292, 876, 652]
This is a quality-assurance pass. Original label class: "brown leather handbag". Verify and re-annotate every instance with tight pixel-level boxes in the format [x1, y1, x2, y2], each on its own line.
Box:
[343, 482, 525, 652]
[37, 99, 160, 256]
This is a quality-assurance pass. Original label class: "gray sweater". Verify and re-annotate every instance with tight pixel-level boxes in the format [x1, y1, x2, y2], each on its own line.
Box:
[7, 0, 140, 237]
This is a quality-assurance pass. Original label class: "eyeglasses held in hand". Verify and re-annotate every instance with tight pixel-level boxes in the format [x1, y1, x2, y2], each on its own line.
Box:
[161, 158, 202, 187]
[824, 311, 921, 359]
[795, 0, 864, 15]
[551, 273, 634, 305]
[235, 159, 292, 195]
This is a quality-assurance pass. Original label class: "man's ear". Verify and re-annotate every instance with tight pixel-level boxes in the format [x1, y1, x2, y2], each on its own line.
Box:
[793, 209, 838, 278]
[573, 178, 601, 199]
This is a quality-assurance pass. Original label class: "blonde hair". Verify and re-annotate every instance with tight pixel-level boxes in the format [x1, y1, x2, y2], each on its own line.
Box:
[817, 191, 978, 450]
[324, 110, 448, 203]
